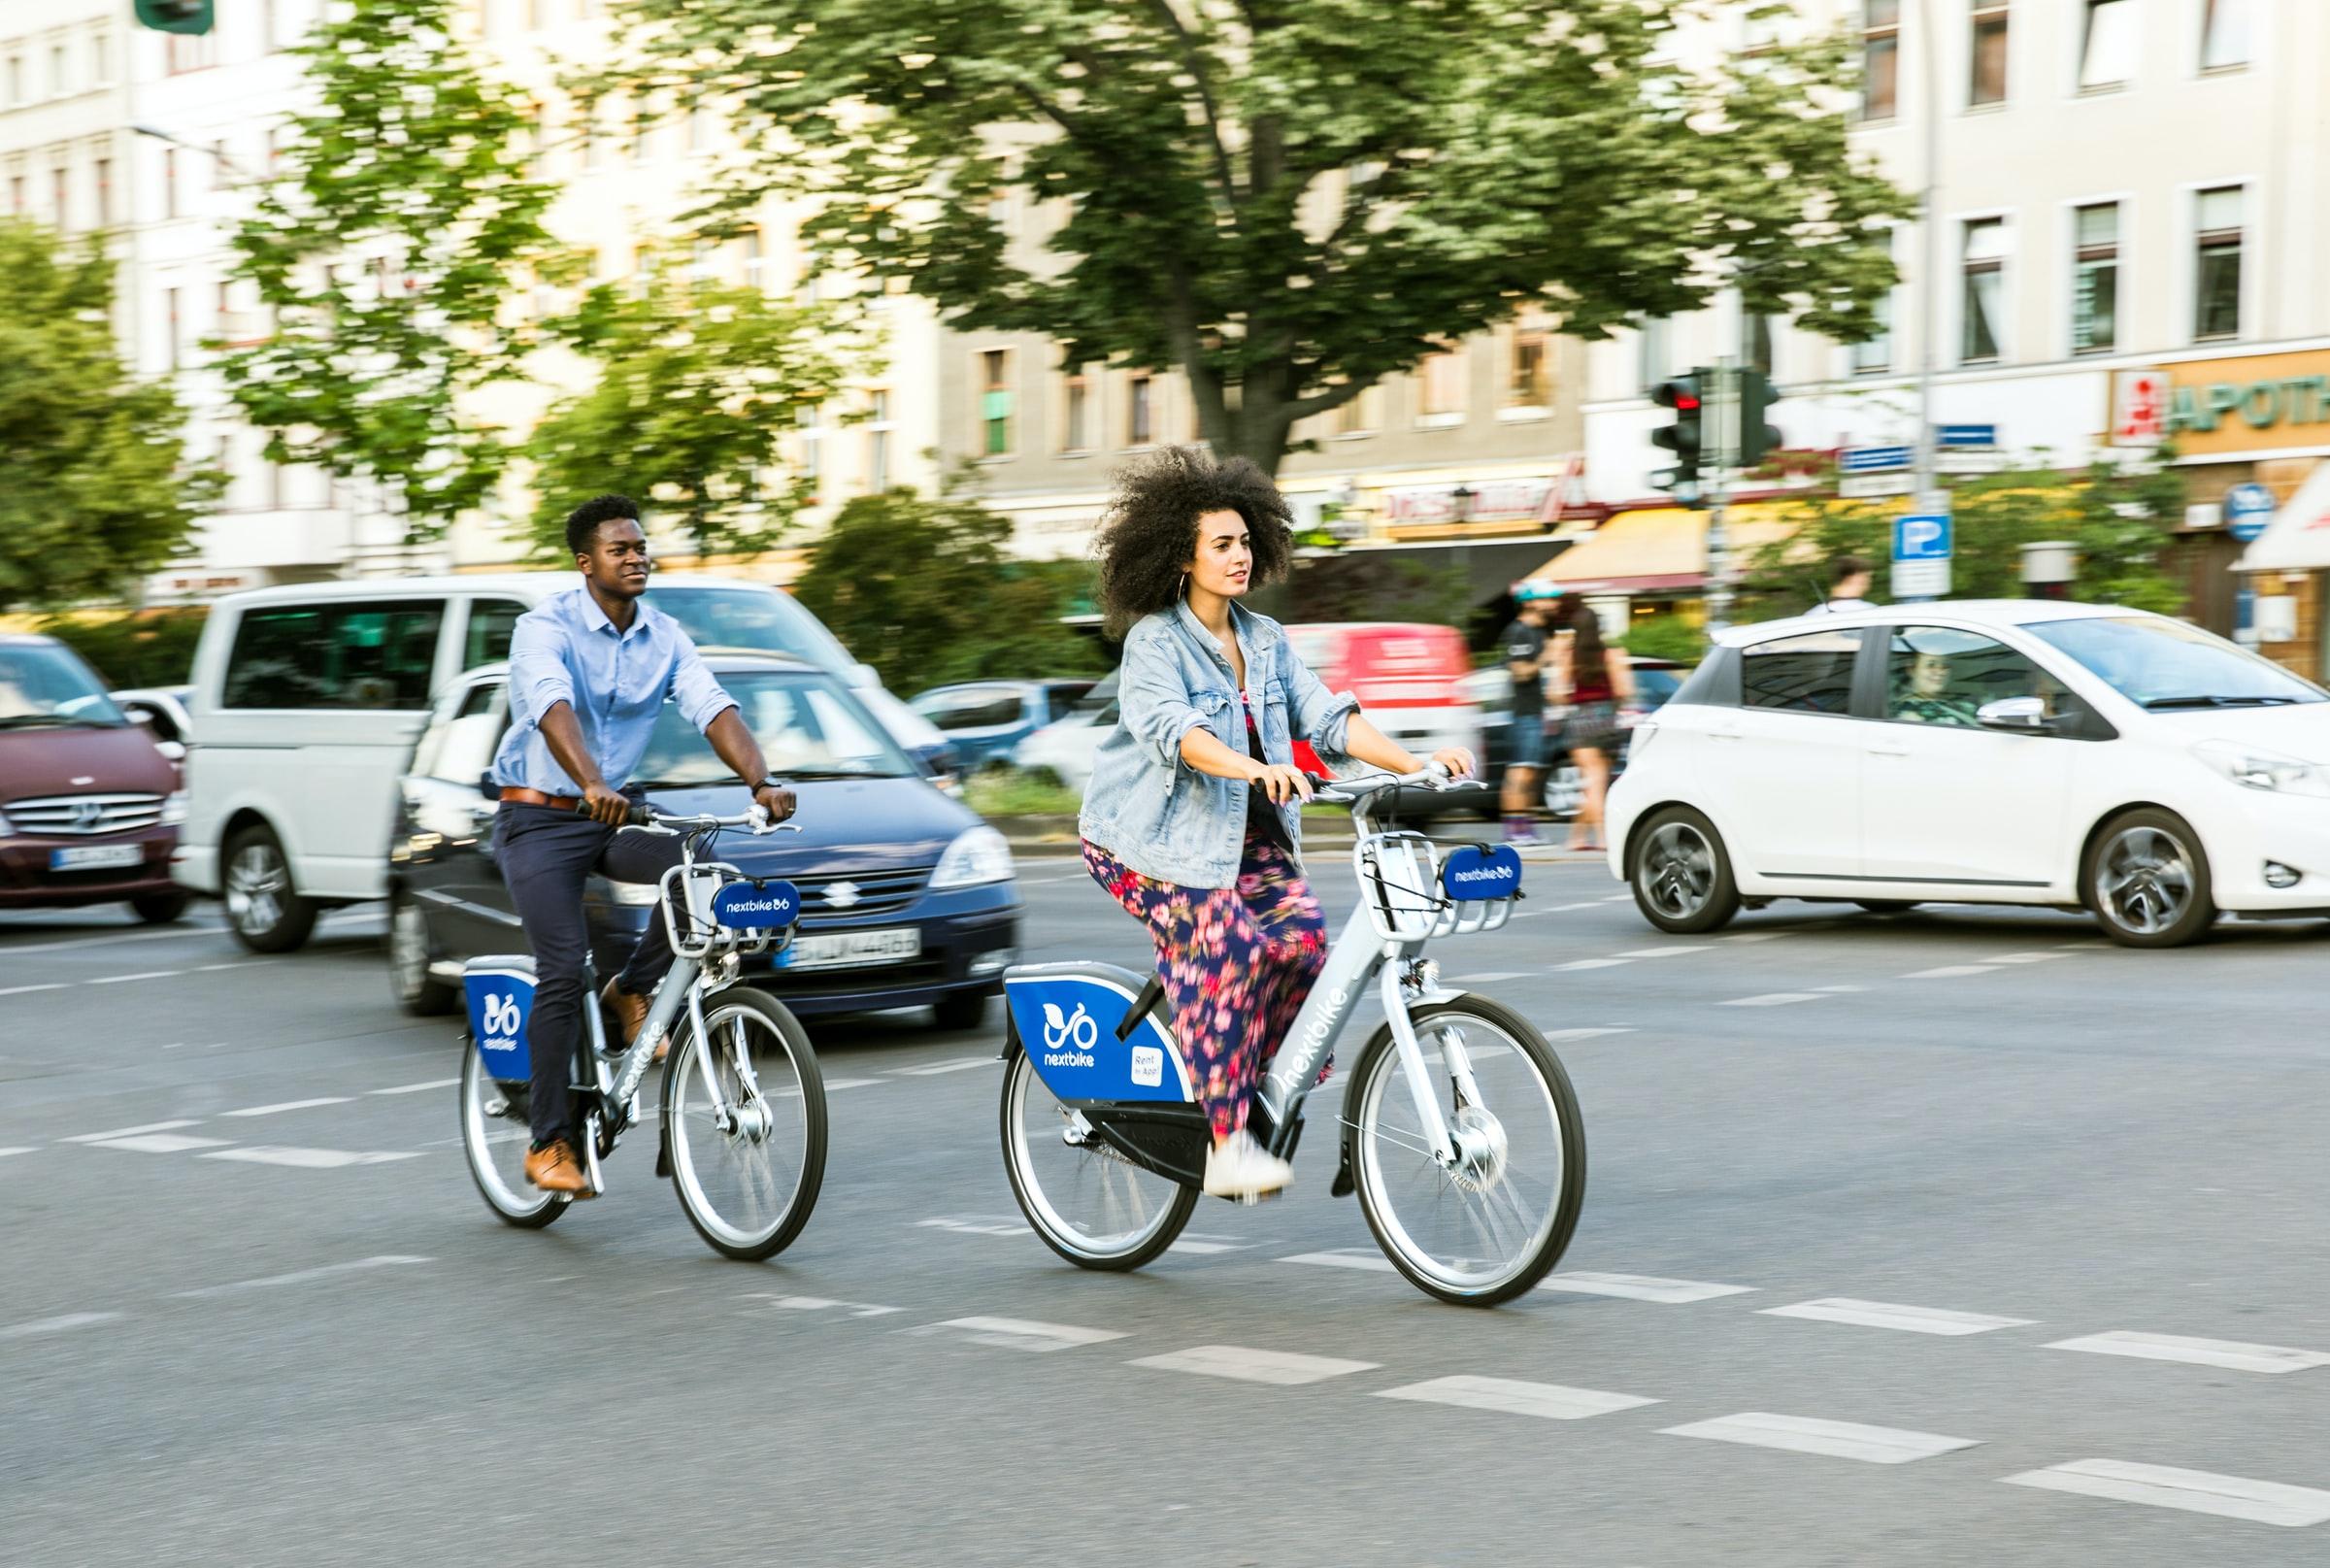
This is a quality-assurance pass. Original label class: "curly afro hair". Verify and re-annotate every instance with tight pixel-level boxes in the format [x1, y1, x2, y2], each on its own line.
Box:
[1092, 446, 1296, 637]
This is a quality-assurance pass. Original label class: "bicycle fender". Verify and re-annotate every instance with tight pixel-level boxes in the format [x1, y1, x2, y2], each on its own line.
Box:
[1001, 961, 1191, 1104]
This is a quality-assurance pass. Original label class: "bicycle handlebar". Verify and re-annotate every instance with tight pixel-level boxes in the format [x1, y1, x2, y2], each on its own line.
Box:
[1312, 763, 1487, 806]
[621, 803, 802, 835]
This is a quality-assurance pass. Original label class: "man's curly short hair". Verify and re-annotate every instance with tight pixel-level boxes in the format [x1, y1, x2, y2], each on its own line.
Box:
[1093, 447, 1296, 637]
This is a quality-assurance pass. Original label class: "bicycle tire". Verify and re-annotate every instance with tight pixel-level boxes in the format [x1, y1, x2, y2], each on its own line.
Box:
[459, 1042, 565, 1230]
[662, 985, 826, 1261]
[1000, 1048, 1198, 1271]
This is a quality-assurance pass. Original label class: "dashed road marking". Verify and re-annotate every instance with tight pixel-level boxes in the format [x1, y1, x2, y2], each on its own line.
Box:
[2047, 1330, 2330, 1375]
[917, 1317, 1131, 1352]
[202, 1147, 424, 1169]
[915, 1216, 1032, 1237]
[1545, 1026, 1633, 1042]
[1986, 951, 2069, 964]
[0, 1311, 123, 1340]
[0, 984, 66, 997]
[61, 1119, 198, 1143]
[1616, 946, 1713, 959]
[882, 1057, 996, 1077]
[369, 1079, 459, 1096]
[0, 1147, 35, 1158]
[820, 1078, 884, 1092]
[1280, 1249, 1396, 1274]
[746, 1294, 904, 1318]
[0, 922, 228, 955]
[1662, 1413, 1980, 1465]
[222, 1097, 354, 1118]
[1449, 971, 1527, 983]
[1718, 931, 1791, 944]
[1541, 902, 1608, 913]
[1903, 965, 1999, 980]
[1376, 1375, 1659, 1421]
[1542, 1272, 1755, 1304]
[1762, 1298, 2036, 1337]
[173, 1255, 432, 1299]
[1723, 992, 1827, 1008]
[1129, 1344, 1381, 1385]
[1169, 1233, 1252, 1255]
[88, 970, 184, 985]
[2005, 1460, 2330, 1527]
[85, 1133, 233, 1153]
[1552, 958, 1630, 972]
[2054, 940, 2113, 951]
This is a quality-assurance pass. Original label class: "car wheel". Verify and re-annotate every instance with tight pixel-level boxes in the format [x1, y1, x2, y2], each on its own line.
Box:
[389, 890, 459, 1016]
[1628, 806, 1740, 935]
[1854, 900, 1920, 916]
[932, 990, 990, 1031]
[130, 890, 190, 925]
[223, 822, 317, 953]
[2086, 809, 2216, 949]
[1543, 763, 1585, 821]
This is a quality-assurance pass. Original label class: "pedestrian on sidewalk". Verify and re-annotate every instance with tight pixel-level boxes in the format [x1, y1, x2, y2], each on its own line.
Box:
[1805, 554, 1874, 617]
[1552, 598, 1632, 854]
[1497, 582, 1562, 847]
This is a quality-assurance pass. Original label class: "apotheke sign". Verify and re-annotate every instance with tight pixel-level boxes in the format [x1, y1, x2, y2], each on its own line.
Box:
[2118, 351, 2330, 458]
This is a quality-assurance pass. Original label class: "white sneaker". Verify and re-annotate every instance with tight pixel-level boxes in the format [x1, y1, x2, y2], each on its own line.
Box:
[1204, 1131, 1292, 1202]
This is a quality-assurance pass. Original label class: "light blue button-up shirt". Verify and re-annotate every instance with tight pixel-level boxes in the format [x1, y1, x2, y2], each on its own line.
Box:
[490, 587, 737, 795]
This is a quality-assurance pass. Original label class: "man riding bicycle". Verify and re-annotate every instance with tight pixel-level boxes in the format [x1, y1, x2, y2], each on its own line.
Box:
[490, 494, 796, 1196]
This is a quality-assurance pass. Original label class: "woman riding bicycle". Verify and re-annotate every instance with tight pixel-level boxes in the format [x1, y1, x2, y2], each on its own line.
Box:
[1080, 448, 1474, 1201]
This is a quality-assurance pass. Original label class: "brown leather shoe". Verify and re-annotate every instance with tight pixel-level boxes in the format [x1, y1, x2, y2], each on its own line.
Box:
[601, 978, 666, 1063]
[524, 1139, 591, 1195]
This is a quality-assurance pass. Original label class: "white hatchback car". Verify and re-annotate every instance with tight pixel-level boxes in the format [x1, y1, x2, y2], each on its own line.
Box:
[1608, 600, 2330, 947]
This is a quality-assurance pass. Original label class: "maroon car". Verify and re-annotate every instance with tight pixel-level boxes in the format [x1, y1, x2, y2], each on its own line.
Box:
[0, 633, 188, 921]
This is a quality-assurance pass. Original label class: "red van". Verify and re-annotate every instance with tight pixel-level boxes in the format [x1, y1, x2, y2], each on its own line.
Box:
[0, 633, 188, 921]
[1284, 622, 1482, 784]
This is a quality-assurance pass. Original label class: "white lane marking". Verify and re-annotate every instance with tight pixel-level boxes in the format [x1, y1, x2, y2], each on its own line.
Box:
[1022, 873, 1088, 885]
[1599, 894, 1632, 903]
[1762, 1298, 2036, 1337]
[86, 1134, 233, 1153]
[1449, 971, 1527, 983]
[1986, 951, 2068, 964]
[2054, 940, 2113, 951]
[2005, 1460, 2330, 1527]
[0, 984, 67, 997]
[0, 1147, 36, 1158]
[61, 1119, 198, 1143]
[1723, 992, 1826, 1008]
[882, 1057, 995, 1077]
[1376, 1375, 1660, 1421]
[1552, 958, 1630, 972]
[1129, 1344, 1381, 1385]
[1903, 965, 1999, 980]
[1169, 1232, 1251, 1254]
[88, 970, 185, 985]
[202, 1147, 424, 1169]
[1663, 1412, 1980, 1465]
[1545, 1026, 1633, 1042]
[368, 1079, 459, 1096]
[1615, 946, 1713, 959]
[1280, 1249, 1396, 1274]
[1542, 901, 1607, 913]
[2046, 1330, 2330, 1375]
[195, 961, 282, 973]
[814, 1078, 882, 1092]
[1814, 984, 1866, 993]
[1717, 931, 1791, 944]
[0, 1311, 124, 1340]
[915, 1216, 1032, 1237]
[1543, 1272, 1756, 1304]
[173, 1254, 432, 1299]
[746, 1294, 903, 1318]
[222, 1097, 354, 1118]
[918, 1317, 1130, 1352]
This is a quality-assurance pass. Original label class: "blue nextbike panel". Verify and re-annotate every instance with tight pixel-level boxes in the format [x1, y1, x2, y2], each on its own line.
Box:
[464, 961, 536, 1082]
[713, 879, 800, 929]
[1442, 843, 1522, 901]
[1004, 967, 1191, 1104]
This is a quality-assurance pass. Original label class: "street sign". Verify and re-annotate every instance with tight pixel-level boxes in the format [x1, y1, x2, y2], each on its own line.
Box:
[1935, 423, 1998, 449]
[1893, 513, 1953, 562]
[1892, 558, 1952, 597]
[1840, 445, 1914, 474]
[1936, 450, 2010, 475]
[1839, 472, 1915, 500]
[2224, 482, 2277, 544]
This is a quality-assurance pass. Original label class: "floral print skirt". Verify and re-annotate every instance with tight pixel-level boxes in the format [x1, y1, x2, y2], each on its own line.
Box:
[1083, 832, 1330, 1141]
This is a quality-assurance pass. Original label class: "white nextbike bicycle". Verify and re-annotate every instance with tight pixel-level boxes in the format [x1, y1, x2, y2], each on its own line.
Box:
[994, 766, 1586, 1306]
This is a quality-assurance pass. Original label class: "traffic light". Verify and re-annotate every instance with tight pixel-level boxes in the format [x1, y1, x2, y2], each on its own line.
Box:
[1739, 368, 1783, 469]
[1649, 372, 1705, 500]
[135, 1, 212, 34]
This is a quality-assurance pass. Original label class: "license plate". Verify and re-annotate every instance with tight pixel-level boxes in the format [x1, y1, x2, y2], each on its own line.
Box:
[50, 844, 145, 872]
[778, 927, 921, 971]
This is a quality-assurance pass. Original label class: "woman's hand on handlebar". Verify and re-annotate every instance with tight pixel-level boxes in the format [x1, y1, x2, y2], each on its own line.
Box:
[582, 782, 630, 826]
[1250, 761, 1315, 806]
[1426, 747, 1478, 782]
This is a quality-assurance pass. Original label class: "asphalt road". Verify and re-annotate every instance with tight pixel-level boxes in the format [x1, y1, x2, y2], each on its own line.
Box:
[5, 857, 2329, 1565]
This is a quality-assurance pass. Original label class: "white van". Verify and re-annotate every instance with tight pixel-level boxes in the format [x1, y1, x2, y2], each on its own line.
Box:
[177, 573, 946, 951]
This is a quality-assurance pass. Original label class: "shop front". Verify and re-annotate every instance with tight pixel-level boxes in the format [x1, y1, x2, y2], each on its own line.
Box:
[1523, 503, 1800, 645]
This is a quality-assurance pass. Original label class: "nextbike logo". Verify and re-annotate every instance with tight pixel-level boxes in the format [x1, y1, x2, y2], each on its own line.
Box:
[1041, 1001, 1097, 1069]
[1442, 844, 1522, 901]
[1271, 983, 1347, 1097]
[723, 897, 791, 914]
[483, 992, 522, 1040]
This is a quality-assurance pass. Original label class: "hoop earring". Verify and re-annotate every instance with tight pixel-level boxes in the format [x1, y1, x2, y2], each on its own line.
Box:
[1178, 572, 1188, 601]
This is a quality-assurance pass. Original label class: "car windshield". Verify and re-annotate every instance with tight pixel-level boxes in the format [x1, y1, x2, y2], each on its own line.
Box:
[647, 585, 853, 674]
[631, 670, 914, 784]
[0, 644, 129, 728]
[2030, 616, 2326, 710]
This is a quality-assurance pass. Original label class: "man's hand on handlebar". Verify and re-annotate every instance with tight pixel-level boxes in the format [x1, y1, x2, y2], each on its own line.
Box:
[582, 781, 631, 826]
[751, 783, 798, 825]
[1250, 761, 1315, 806]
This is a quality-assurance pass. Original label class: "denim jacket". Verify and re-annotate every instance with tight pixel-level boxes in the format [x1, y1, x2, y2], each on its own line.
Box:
[1080, 600, 1360, 888]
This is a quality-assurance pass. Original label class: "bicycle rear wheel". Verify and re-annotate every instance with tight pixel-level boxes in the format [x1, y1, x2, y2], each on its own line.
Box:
[459, 1042, 564, 1229]
[1000, 1048, 1197, 1270]
[662, 986, 826, 1261]
[1346, 996, 1584, 1306]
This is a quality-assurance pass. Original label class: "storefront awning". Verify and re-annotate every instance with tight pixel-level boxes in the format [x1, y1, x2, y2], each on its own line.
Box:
[2233, 462, 2330, 574]
[1527, 505, 1799, 593]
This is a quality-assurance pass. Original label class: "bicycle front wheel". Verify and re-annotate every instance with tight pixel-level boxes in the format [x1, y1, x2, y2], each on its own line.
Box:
[459, 1041, 564, 1229]
[662, 986, 826, 1261]
[1001, 1047, 1197, 1270]
[1347, 996, 1584, 1306]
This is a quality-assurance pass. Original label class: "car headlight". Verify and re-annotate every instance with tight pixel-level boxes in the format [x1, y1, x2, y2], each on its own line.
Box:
[161, 790, 188, 826]
[929, 824, 1014, 888]
[2193, 740, 2330, 797]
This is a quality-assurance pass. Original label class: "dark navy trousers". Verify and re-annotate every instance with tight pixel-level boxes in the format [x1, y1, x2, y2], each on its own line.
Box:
[492, 801, 685, 1146]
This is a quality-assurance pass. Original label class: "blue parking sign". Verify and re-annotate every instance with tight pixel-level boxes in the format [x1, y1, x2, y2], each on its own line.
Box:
[1894, 513, 1952, 562]
[2224, 484, 2276, 544]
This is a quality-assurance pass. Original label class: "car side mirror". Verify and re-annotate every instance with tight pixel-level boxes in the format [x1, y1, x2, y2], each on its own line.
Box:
[1977, 696, 2050, 733]
[154, 739, 187, 763]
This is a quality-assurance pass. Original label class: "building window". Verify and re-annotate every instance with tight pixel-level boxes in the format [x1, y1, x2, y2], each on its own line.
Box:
[5, 56, 20, 108]
[166, 287, 182, 370]
[164, 149, 178, 219]
[1748, 316, 1778, 379]
[1636, 317, 1672, 391]
[2193, 186, 2245, 342]
[582, 99, 604, 170]
[1126, 372, 1154, 447]
[797, 403, 823, 497]
[1506, 330, 1552, 411]
[1960, 218, 2006, 364]
[743, 229, 764, 291]
[979, 349, 1015, 456]
[1850, 234, 1893, 374]
[1334, 383, 1380, 438]
[1417, 347, 1467, 423]
[50, 166, 68, 229]
[8, 175, 23, 217]
[688, 104, 715, 153]
[91, 30, 110, 86]
[1969, 2, 2009, 106]
[1061, 366, 1093, 452]
[2202, 0, 2251, 71]
[866, 389, 892, 492]
[94, 157, 111, 226]
[1860, 1, 1899, 120]
[2079, 0, 2135, 92]
[49, 43, 68, 99]
[2071, 202, 2119, 354]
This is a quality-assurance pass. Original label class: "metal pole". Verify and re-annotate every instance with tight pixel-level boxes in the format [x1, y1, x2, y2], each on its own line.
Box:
[1705, 355, 1740, 635]
[1912, 0, 1942, 515]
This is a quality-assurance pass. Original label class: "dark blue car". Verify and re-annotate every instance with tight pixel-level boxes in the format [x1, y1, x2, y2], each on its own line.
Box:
[388, 653, 1020, 1029]
[907, 679, 1098, 772]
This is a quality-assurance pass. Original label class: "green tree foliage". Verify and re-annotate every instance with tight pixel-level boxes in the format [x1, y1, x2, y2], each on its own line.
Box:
[524, 275, 864, 560]
[35, 608, 209, 688]
[218, 0, 569, 541]
[0, 221, 219, 613]
[1738, 458, 2188, 620]
[622, 0, 1905, 475]
[792, 490, 1104, 692]
[1615, 613, 1708, 664]
[1280, 551, 1472, 630]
